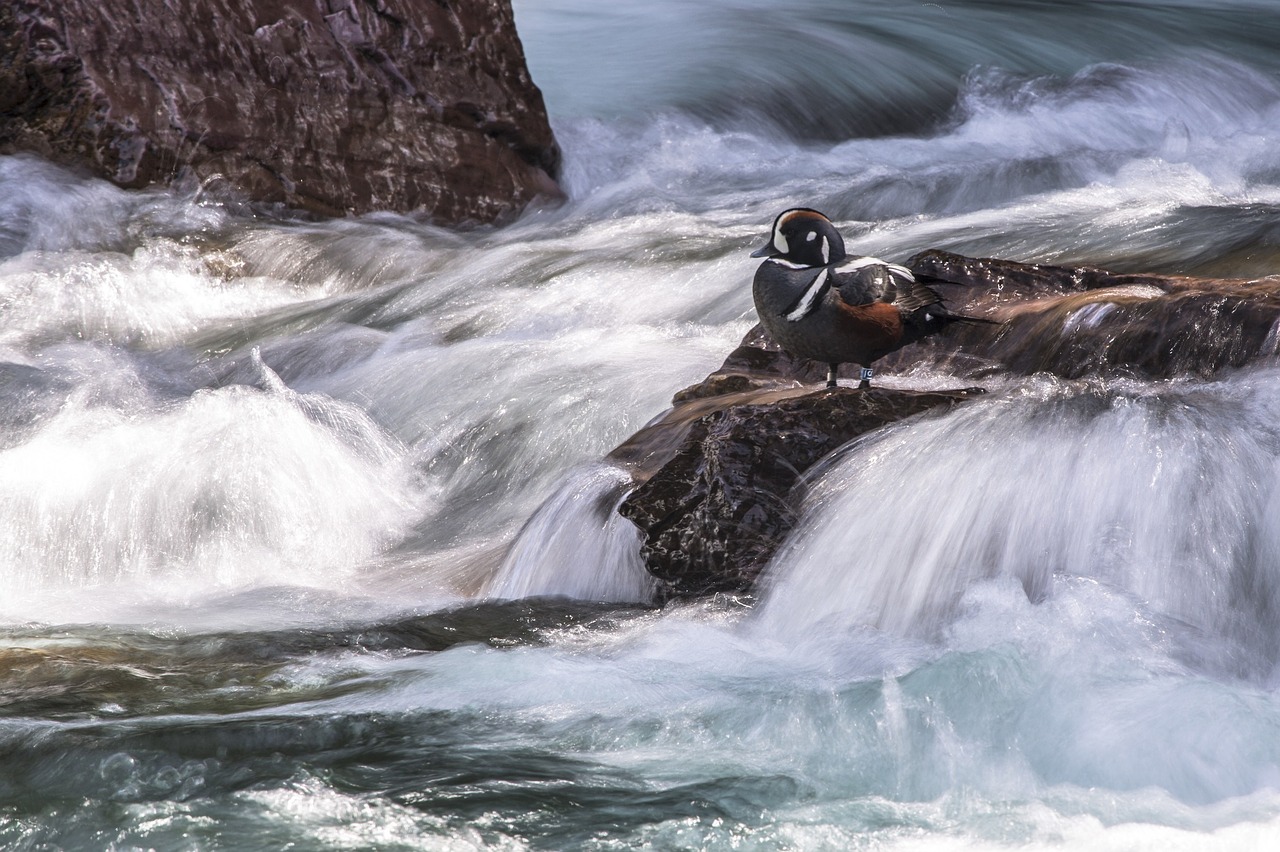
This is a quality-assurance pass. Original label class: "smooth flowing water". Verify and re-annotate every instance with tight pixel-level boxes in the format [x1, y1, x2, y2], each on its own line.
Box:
[6, 0, 1280, 848]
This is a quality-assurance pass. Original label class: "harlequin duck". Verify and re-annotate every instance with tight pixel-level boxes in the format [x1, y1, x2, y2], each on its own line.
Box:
[751, 208, 972, 389]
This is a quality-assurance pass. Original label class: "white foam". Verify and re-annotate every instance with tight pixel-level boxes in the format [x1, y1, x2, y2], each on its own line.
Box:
[0, 242, 320, 351]
[755, 373, 1280, 666]
[0, 363, 425, 623]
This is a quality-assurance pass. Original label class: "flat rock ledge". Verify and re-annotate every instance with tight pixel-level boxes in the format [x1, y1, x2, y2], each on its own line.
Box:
[0, 0, 562, 224]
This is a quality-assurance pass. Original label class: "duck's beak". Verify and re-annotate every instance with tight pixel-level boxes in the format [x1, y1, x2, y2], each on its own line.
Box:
[749, 243, 774, 258]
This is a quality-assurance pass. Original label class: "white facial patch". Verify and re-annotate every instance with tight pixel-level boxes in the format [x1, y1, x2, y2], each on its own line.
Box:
[773, 228, 789, 255]
[820, 236, 830, 264]
[806, 231, 818, 241]
[785, 268, 830, 322]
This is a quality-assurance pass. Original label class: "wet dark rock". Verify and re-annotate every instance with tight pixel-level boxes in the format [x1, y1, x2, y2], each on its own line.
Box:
[907, 249, 1176, 305]
[617, 386, 981, 600]
[0, 0, 562, 224]
[907, 249, 1280, 379]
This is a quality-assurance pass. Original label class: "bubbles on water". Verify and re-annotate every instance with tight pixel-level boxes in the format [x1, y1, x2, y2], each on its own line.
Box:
[598, 790, 1280, 851]
[240, 775, 519, 851]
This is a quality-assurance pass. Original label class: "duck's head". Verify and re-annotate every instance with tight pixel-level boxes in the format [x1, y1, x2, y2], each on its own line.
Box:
[750, 208, 846, 267]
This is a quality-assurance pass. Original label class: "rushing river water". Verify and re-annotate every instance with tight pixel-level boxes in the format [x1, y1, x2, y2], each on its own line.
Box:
[6, 0, 1280, 848]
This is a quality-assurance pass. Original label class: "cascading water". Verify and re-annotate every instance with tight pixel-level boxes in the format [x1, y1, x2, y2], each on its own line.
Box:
[757, 376, 1280, 670]
[5, 0, 1280, 848]
[487, 463, 653, 602]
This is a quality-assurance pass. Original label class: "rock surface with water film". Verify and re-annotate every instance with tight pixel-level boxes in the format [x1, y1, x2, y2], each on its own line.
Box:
[617, 250, 1280, 600]
[902, 249, 1280, 379]
[0, 0, 561, 223]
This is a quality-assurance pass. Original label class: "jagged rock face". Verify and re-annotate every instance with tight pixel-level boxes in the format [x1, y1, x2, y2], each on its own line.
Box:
[0, 0, 562, 223]
[617, 387, 981, 600]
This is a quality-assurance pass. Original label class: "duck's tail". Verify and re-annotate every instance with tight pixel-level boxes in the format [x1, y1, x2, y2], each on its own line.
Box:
[901, 308, 1001, 349]
[944, 313, 1001, 326]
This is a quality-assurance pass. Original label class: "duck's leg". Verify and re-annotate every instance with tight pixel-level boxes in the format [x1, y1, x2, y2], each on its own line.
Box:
[858, 367, 873, 389]
[826, 363, 838, 389]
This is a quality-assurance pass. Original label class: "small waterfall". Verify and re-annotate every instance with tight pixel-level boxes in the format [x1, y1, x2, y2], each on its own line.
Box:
[755, 374, 1280, 665]
[486, 463, 655, 603]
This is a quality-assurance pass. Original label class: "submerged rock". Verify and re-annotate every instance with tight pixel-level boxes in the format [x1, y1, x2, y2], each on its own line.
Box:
[0, 0, 562, 224]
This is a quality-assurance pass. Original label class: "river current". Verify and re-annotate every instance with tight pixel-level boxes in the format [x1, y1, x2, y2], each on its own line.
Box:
[5, 0, 1280, 848]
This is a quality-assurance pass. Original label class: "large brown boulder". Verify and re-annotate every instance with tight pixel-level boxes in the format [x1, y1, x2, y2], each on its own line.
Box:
[0, 0, 562, 224]
[902, 250, 1280, 378]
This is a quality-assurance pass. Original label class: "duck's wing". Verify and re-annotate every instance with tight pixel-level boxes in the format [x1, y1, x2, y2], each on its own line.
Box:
[830, 257, 940, 312]
[829, 257, 889, 305]
[885, 274, 945, 315]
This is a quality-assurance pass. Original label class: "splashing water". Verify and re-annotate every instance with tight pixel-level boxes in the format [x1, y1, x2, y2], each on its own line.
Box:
[757, 375, 1280, 673]
[0, 353, 423, 624]
[487, 463, 654, 603]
